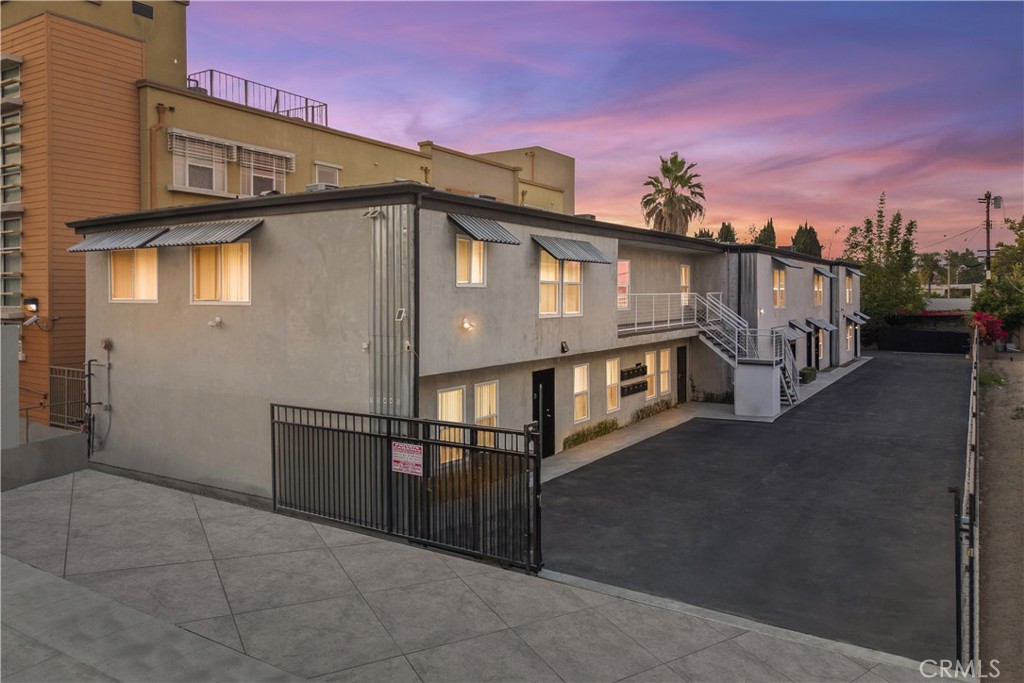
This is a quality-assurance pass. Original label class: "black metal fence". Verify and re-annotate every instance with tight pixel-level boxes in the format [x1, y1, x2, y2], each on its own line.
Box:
[49, 366, 87, 429]
[878, 328, 969, 354]
[271, 405, 542, 572]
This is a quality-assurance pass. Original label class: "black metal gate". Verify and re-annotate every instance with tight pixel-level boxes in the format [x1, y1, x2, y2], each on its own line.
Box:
[271, 404, 543, 572]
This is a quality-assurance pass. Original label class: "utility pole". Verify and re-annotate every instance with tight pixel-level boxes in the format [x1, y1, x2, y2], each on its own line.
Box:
[977, 191, 1000, 282]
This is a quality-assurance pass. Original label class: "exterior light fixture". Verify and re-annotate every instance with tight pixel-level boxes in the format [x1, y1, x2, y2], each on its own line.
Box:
[23, 297, 38, 313]
[560, 341, 569, 354]
[461, 317, 475, 331]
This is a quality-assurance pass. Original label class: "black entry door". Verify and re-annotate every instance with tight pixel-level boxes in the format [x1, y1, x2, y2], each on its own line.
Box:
[814, 331, 822, 370]
[806, 332, 814, 367]
[676, 346, 688, 403]
[532, 368, 555, 458]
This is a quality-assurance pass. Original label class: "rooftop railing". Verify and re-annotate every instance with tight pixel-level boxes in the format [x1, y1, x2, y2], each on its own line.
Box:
[186, 69, 328, 126]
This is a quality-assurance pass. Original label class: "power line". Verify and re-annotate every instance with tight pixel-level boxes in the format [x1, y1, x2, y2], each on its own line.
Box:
[918, 223, 984, 251]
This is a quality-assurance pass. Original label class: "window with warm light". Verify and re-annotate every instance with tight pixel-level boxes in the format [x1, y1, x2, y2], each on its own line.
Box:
[563, 260, 581, 316]
[606, 358, 620, 413]
[773, 268, 786, 308]
[456, 236, 485, 286]
[814, 274, 824, 306]
[438, 386, 465, 464]
[192, 243, 250, 304]
[847, 323, 854, 351]
[659, 348, 671, 395]
[680, 265, 691, 294]
[474, 381, 498, 447]
[845, 274, 853, 304]
[617, 260, 630, 309]
[573, 364, 589, 423]
[645, 351, 656, 399]
[539, 250, 560, 316]
[110, 249, 157, 302]
[817, 328, 825, 360]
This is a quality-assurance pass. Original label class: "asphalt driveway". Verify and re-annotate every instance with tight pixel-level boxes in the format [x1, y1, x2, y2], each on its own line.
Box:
[543, 351, 970, 661]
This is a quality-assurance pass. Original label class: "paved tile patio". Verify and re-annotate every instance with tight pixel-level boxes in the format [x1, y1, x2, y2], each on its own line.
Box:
[2, 469, 944, 681]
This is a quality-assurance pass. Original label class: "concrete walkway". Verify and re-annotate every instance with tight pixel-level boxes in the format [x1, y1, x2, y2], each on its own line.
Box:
[543, 356, 872, 483]
[0, 468, 943, 682]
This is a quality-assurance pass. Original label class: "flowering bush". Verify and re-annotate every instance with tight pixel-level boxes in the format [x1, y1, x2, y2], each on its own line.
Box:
[969, 311, 1007, 345]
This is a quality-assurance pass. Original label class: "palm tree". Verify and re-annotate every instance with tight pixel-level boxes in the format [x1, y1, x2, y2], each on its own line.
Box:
[640, 152, 706, 236]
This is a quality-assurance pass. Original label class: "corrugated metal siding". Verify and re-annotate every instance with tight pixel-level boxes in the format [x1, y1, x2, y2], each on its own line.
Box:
[369, 205, 414, 417]
[530, 234, 612, 264]
[68, 227, 168, 252]
[448, 214, 520, 245]
[146, 219, 263, 247]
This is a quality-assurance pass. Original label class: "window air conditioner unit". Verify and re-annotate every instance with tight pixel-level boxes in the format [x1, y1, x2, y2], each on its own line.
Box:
[306, 183, 340, 192]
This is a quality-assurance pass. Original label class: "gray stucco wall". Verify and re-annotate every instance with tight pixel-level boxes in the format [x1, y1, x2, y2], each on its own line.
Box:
[834, 265, 864, 365]
[1, 325, 18, 450]
[84, 208, 376, 497]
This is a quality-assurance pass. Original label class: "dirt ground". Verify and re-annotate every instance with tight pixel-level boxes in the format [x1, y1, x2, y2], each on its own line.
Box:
[979, 355, 1024, 682]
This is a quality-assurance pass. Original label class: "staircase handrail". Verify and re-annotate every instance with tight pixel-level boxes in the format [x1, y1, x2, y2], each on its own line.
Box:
[781, 332, 800, 401]
[702, 292, 748, 331]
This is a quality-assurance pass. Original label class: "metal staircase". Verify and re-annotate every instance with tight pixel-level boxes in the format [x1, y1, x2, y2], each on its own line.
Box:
[690, 293, 800, 408]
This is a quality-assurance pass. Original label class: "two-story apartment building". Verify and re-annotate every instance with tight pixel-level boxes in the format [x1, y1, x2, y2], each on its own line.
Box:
[67, 183, 864, 499]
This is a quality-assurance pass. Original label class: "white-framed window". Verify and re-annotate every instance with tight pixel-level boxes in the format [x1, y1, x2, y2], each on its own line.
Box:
[773, 268, 786, 308]
[456, 236, 485, 286]
[192, 242, 250, 304]
[110, 248, 157, 302]
[645, 351, 656, 399]
[1, 62, 21, 99]
[539, 250, 560, 316]
[437, 386, 465, 464]
[680, 265, 691, 294]
[659, 348, 671, 395]
[240, 149, 290, 196]
[845, 274, 853, 304]
[617, 260, 630, 309]
[573, 364, 589, 423]
[563, 260, 581, 316]
[817, 328, 825, 360]
[170, 134, 229, 193]
[814, 274, 824, 306]
[606, 358, 620, 413]
[314, 162, 341, 186]
[2, 109, 21, 207]
[0, 216, 21, 307]
[847, 323, 854, 351]
[474, 380, 498, 447]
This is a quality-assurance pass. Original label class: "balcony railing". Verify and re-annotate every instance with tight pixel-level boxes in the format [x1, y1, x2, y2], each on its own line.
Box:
[617, 292, 697, 334]
[186, 69, 328, 126]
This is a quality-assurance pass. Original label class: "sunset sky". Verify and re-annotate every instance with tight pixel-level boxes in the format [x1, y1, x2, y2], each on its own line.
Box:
[188, 1, 1023, 256]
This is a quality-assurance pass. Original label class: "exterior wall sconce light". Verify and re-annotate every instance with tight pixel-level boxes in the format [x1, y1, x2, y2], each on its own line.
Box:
[461, 317, 475, 331]
[23, 297, 38, 313]
[560, 341, 569, 354]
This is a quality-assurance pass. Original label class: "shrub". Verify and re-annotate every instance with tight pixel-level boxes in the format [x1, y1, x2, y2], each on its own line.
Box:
[700, 390, 734, 404]
[799, 367, 817, 384]
[969, 311, 1007, 345]
[632, 399, 673, 423]
[562, 419, 619, 450]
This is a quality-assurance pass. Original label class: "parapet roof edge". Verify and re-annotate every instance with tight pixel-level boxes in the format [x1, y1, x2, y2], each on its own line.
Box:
[725, 243, 860, 268]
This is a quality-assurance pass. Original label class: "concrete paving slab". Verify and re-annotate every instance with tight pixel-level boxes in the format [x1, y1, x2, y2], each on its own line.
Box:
[5, 473, 74, 492]
[67, 560, 231, 624]
[730, 630, 869, 682]
[439, 553, 503, 578]
[193, 494, 265, 521]
[313, 656, 423, 683]
[461, 567, 617, 627]
[70, 478, 198, 526]
[201, 511, 326, 559]
[4, 653, 116, 682]
[363, 578, 506, 653]
[405, 629, 560, 683]
[595, 599, 738, 662]
[330, 541, 455, 593]
[666, 639, 793, 682]
[216, 548, 358, 613]
[514, 608, 661, 683]
[619, 664, 687, 683]
[181, 615, 245, 653]
[1, 518, 70, 576]
[1, 625, 59, 677]
[233, 595, 400, 678]
[65, 517, 212, 574]
[312, 522, 384, 548]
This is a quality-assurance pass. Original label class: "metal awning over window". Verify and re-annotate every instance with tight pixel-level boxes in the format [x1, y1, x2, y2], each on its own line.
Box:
[147, 218, 263, 247]
[772, 255, 804, 269]
[814, 266, 837, 279]
[846, 312, 867, 324]
[789, 319, 812, 334]
[531, 235, 612, 264]
[68, 226, 169, 252]
[807, 317, 838, 332]
[855, 311, 870, 320]
[848, 268, 864, 277]
[449, 214, 520, 245]
[779, 326, 804, 342]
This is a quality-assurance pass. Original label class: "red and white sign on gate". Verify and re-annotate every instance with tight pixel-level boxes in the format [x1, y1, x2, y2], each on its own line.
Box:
[391, 441, 423, 476]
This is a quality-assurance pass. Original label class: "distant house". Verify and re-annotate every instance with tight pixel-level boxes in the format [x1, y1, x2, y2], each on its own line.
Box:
[67, 183, 864, 499]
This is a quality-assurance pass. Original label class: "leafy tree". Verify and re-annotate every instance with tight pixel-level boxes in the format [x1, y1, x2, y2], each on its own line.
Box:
[842, 193, 925, 336]
[693, 228, 715, 239]
[942, 249, 984, 285]
[717, 222, 737, 243]
[791, 222, 823, 257]
[973, 215, 1024, 341]
[753, 218, 776, 248]
[915, 252, 943, 294]
[640, 152, 706, 236]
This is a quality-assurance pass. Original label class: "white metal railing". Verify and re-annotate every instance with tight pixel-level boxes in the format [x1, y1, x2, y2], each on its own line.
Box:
[616, 292, 696, 333]
[781, 336, 800, 403]
[957, 326, 980, 664]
